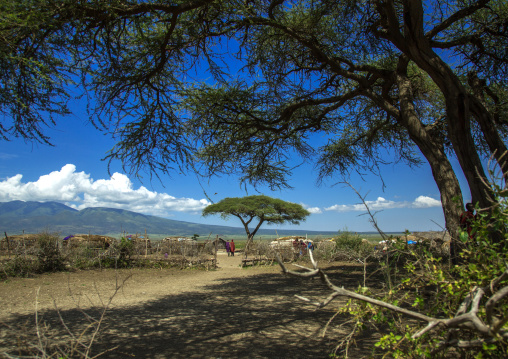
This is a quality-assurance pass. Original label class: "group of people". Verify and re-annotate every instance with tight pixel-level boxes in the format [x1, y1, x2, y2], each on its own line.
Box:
[224, 239, 236, 256]
[292, 239, 314, 257]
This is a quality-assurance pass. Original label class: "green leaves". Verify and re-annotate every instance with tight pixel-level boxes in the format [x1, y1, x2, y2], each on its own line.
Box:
[1, 0, 507, 241]
[202, 195, 310, 239]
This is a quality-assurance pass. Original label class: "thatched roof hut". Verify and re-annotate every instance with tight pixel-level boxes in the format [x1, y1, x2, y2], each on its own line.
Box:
[0, 233, 40, 250]
[63, 234, 117, 249]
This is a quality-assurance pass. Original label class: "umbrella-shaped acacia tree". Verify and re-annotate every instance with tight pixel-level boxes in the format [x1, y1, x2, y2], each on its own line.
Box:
[202, 195, 310, 253]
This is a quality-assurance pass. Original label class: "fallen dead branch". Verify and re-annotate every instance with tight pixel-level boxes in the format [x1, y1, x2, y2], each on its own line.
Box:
[276, 250, 508, 353]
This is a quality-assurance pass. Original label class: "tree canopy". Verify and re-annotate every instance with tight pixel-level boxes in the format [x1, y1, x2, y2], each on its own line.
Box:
[1, 0, 507, 239]
[202, 195, 310, 247]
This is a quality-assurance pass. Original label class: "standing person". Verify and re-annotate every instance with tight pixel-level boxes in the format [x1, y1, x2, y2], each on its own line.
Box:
[230, 239, 236, 256]
[460, 203, 477, 238]
[225, 240, 231, 256]
[307, 241, 314, 252]
[300, 240, 306, 256]
[452, 202, 478, 265]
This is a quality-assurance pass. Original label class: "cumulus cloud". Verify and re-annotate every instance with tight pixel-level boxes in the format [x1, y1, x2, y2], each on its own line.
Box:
[412, 195, 441, 208]
[0, 164, 210, 216]
[325, 195, 441, 212]
[300, 203, 322, 214]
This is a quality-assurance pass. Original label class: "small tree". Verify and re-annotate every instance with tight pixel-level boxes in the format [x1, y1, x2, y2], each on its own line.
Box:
[202, 195, 310, 253]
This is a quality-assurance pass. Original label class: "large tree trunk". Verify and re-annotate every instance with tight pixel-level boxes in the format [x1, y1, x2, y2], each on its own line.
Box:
[392, 1, 508, 248]
[468, 72, 508, 184]
[444, 92, 491, 207]
[385, 1, 495, 209]
[395, 59, 463, 258]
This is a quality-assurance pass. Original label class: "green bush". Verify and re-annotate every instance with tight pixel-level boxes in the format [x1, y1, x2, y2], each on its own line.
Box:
[71, 238, 135, 269]
[0, 232, 64, 279]
[36, 232, 65, 273]
[0, 256, 37, 279]
[116, 237, 134, 267]
[330, 230, 375, 262]
[336, 186, 508, 358]
[334, 230, 363, 251]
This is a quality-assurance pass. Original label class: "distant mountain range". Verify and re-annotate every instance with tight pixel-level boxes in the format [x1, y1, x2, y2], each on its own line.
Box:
[0, 201, 337, 238]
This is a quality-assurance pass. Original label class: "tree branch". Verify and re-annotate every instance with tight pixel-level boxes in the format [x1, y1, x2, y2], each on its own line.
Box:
[276, 252, 508, 345]
[425, 0, 490, 40]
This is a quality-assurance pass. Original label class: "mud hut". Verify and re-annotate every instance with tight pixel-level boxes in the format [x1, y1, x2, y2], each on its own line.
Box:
[63, 234, 117, 249]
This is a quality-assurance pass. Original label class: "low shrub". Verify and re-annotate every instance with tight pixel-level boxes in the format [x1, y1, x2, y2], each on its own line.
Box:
[329, 230, 375, 262]
[36, 232, 65, 273]
[332, 185, 508, 358]
[0, 256, 37, 279]
[0, 232, 65, 279]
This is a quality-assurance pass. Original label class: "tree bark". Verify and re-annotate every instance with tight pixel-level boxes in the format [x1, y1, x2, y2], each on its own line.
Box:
[239, 218, 253, 256]
[395, 58, 463, 252]
[382, 0, 495, 209]
[467, 72, 508, 184]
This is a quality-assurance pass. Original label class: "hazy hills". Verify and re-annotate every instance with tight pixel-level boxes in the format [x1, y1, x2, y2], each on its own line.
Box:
[0, 201, 336, 237]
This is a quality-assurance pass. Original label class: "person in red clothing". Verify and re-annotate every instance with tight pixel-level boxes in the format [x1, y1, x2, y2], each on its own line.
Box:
[230, 239, 236, 256]
[460, 203, 477, 238]
[451, 203, 478, 265]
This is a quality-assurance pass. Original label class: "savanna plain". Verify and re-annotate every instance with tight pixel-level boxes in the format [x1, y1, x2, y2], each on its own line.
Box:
[1, 248, 382, 359]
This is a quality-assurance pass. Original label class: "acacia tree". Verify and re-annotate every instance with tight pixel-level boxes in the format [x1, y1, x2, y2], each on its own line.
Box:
[202, 195, 310, 251]
[1, 0, 507, 241]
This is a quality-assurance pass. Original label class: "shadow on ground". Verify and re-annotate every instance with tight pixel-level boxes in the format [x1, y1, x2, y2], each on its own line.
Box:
[1, 264, 383, 358]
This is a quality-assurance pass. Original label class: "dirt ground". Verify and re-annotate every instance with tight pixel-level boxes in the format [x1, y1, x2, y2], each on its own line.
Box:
[0, 251, 379, 358]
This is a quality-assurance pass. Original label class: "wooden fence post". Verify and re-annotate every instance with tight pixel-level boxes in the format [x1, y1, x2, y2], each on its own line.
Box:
[214, 235, 218, 268]
[4, 232, 10, 257]
[145, 229, 148, 258]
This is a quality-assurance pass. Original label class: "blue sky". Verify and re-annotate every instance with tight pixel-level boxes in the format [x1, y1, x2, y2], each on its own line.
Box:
[0, 33, 474, 234]
[0, 97, 470, 233]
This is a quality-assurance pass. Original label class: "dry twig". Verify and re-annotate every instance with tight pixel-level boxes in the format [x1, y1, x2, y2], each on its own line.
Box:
[276, 251, 508, 351]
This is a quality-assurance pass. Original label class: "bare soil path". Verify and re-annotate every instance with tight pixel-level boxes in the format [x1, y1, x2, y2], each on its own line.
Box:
[0, 252, 374, 358]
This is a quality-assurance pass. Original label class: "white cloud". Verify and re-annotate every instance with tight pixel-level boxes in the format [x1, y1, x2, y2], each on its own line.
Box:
[325, 195, 441, 212]
[412, 195, 441, 208]
[300, 203, 322, 214]
[0, 164, 210, 216]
